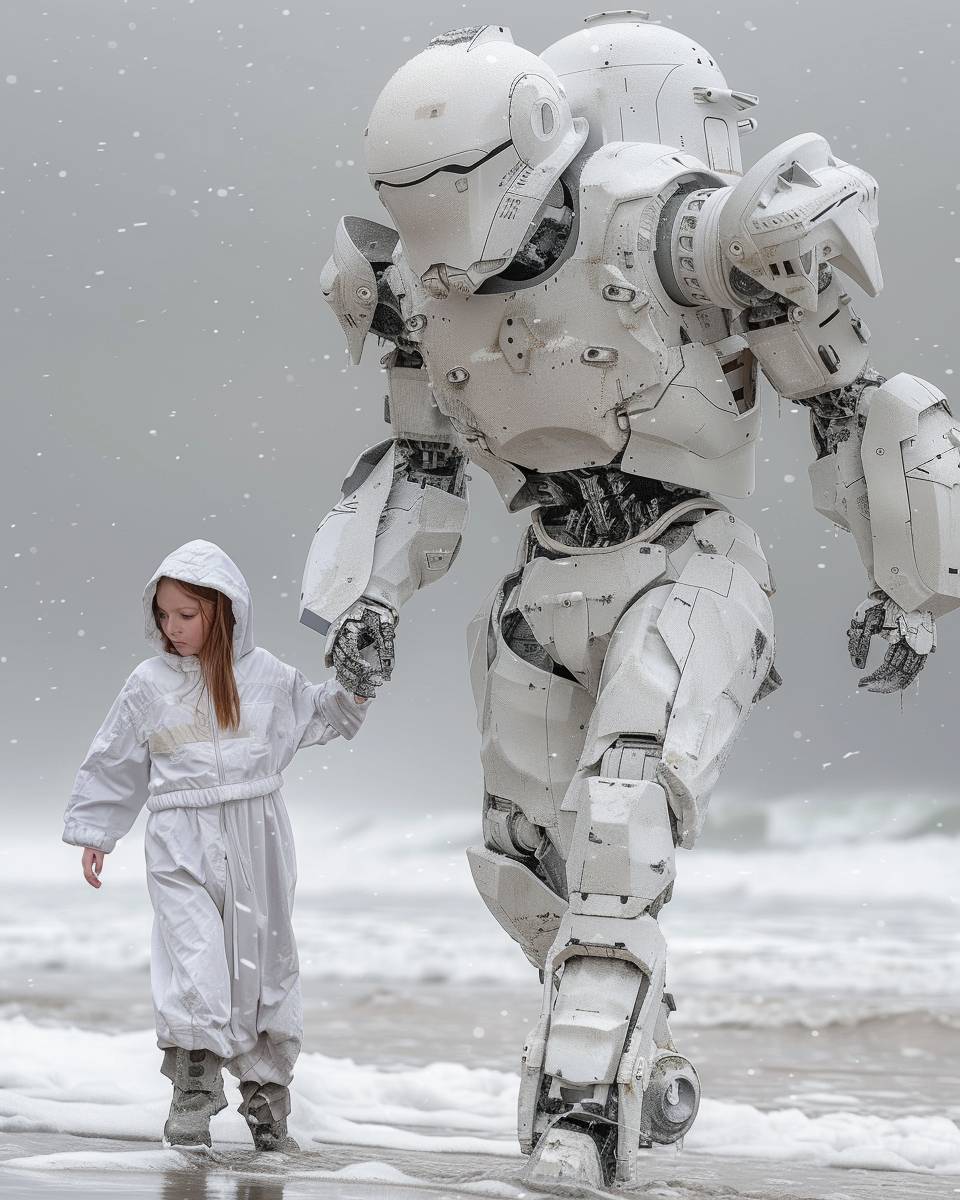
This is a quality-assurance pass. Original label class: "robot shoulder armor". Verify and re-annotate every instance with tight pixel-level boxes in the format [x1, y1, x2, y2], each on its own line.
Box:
[578, 142, 721, 256]
[580, 142, 717, 204]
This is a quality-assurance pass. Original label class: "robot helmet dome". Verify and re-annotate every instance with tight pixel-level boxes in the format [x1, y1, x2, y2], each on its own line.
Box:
[365, 25, 588, 296]
[545, 13, 723, 75]
[543, 14, 756, 179]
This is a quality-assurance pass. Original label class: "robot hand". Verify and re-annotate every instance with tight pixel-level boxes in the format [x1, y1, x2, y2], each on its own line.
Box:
[329, 600, 396, 699]
[847, 595, 936, 693]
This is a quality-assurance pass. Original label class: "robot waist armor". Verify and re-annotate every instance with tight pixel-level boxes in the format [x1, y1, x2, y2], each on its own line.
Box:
[509, 501, 772, 697]
[514, 501, 719, 695]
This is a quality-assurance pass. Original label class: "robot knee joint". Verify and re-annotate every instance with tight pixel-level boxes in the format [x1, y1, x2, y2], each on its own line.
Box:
[483, 795, 543, 859]
[599, 738, 681, 851]
[483, 796, 568, 900]
[599, 736, 663, 783]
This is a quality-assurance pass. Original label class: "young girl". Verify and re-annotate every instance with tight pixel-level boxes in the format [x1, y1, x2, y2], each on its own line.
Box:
[62, 539, 370, 1152]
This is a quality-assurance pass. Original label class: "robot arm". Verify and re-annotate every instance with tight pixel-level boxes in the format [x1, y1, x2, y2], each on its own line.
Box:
[300, 387, 469, 694]
[658, 133, 960, 691]
[359, 350, 470, 617]
[730, 230, 959, 693]
[834, 372, 956, 691]
[735, 259, 959, 693]
[300, 217, 469, 694]
[783, 357, 955, 693]
[729, 244, 955, 696]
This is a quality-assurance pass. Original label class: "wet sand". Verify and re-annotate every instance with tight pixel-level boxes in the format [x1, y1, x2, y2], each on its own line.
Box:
[2, 1131, 959, 1200]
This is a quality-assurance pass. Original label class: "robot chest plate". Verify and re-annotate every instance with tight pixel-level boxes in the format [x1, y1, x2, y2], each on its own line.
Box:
[398, 224, 759, 496]
[413, 261, 670, 473]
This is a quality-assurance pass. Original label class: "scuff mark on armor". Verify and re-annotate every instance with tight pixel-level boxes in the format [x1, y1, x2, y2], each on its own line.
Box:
[429, 26, 485, 47]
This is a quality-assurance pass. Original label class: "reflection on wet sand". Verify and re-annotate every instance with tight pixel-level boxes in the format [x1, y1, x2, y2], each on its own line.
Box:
[234, 1183, 285, 1200]
[161, 1175, 285, 1200]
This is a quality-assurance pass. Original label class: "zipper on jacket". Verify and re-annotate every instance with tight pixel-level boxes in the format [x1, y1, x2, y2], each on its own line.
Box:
[207, 690, 225, 785]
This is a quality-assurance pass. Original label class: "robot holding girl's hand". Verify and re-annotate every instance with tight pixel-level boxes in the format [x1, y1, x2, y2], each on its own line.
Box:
[63, 539, 377, 1152]
[302, 17, 960, 1188]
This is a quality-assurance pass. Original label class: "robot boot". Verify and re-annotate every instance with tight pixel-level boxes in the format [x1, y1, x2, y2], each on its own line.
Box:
[238, 1081, 299, 1152]
[520, 932, 701, 1188]
[161, 1047, 227, 1150]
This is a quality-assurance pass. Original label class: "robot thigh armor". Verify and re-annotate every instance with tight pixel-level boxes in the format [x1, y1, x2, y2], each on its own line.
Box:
[566, 510, 777, 847]
[467, 511, 776, 854]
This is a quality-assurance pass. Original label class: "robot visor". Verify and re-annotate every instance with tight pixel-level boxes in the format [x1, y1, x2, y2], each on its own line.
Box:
[369, 138, 512, 189]
[376, 142, 540, 282]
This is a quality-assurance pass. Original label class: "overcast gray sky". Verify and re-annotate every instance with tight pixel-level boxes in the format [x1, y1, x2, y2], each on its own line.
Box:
[3, 0, 958, 844]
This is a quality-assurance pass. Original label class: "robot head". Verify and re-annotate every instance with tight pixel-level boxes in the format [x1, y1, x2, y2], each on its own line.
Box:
[542, 12, 757, 180]
[365, 26, 588, 297]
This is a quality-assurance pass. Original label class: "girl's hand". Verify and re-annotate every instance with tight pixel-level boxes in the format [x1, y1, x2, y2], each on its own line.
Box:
[82, 847, 105, 889]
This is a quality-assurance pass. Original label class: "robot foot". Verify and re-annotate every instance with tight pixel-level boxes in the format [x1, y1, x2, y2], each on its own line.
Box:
[522, 1121, 609, 1192]
[522, 1055, 700, 1192]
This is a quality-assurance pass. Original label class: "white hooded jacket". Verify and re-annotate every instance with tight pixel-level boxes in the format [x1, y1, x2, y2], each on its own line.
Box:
[63, 540, 367, 853]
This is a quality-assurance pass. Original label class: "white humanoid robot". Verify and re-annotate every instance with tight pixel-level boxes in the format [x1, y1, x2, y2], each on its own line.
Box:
[300, 15, 960, 1189]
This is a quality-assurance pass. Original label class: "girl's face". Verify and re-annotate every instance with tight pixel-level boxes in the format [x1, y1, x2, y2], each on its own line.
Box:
[155, 578, 211, 657]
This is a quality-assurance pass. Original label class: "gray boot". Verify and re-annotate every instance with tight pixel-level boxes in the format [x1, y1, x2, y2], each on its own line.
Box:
[238, 1081, 299, 1152]
[161, 1048, 227, 1149]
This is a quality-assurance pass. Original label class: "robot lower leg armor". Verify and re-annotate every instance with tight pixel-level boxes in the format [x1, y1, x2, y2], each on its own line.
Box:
[518, 739, 699, 1188]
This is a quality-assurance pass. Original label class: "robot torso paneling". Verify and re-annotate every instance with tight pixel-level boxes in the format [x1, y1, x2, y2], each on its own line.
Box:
[389, 142, 761, 497]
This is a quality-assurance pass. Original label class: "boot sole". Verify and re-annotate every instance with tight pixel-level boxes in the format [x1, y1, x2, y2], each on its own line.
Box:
[162, 1137, 212, 1153]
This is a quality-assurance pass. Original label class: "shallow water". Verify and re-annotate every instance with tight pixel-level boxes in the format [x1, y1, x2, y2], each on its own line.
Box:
[3, 830, 959, 1195]
[3, 1136, 960, 1200]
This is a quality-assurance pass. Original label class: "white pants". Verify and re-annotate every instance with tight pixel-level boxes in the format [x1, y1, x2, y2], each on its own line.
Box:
[144, 792, 301, 1086]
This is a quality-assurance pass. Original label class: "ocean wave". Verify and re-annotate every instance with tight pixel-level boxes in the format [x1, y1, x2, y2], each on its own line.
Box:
[38, 814, 960, 899]
[4, 832, 959, 1029]
[706, 788, 960, 848]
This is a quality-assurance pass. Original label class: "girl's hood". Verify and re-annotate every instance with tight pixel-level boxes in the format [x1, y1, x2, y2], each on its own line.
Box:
[142, 540, 254, 661]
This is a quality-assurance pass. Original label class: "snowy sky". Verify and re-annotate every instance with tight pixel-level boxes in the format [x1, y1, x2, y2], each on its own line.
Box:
[3, 0, 958, 836]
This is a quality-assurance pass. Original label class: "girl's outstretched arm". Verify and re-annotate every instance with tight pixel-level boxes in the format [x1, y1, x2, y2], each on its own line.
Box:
[289, 672, 370, 752]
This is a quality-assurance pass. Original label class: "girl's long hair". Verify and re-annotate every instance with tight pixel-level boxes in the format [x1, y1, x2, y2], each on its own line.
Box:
[152, 578, 241, 730]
